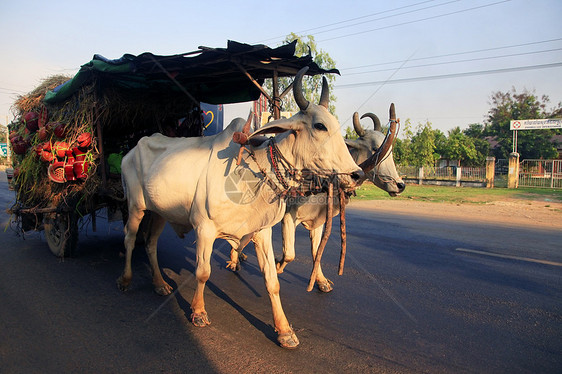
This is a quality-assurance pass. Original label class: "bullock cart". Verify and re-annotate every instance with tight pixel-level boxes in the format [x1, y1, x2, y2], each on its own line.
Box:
[7, 40, 338, 257]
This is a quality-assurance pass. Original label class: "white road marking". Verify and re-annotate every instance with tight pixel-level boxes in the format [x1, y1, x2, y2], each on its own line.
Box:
[455, 248, 562, 267]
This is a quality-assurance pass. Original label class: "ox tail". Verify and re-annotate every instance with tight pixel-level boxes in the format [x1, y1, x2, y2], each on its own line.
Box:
[121, 176, 127, 200]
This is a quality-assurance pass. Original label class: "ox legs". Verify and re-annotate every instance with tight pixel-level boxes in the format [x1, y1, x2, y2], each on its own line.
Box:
[226, 235, 252, 271]
[118, 210, 171, 295]
[144, 213, 172, 295]
[276, 212, 296, 274]
[253, 228, 299, 348]
[310, 225, 333, 293]
[190, 223, 216, 327]
[118, 208, 145, 291]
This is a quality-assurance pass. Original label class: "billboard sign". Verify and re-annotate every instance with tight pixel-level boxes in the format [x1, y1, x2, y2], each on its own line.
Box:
[201, 103, 224, 136]
[0, 143, 7, 157]
[510, 119, 562, 130]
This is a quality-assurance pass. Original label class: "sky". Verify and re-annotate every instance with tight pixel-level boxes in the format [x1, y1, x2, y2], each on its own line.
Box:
[1, 0, 561, 136]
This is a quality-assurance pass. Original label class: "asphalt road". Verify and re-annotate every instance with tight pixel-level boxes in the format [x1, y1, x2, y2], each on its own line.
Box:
[1, 172, 561, 373]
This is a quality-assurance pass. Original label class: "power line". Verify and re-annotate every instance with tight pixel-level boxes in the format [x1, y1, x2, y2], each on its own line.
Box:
[350, 51, 418, 123]
[296, 0, 460, 39]
[335, 62, 562, 88]
[319, 0, 512, 43]
[257, 0, 441, 44]
[0, 87, 26, 94]
[340, 38, 562, 70]
[343, 47, 562, 76]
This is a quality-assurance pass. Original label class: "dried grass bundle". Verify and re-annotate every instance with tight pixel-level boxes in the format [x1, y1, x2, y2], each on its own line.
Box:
[11, 77, 100, 211]
[10, 73, 197, 213]
[13, 75, 71, 115]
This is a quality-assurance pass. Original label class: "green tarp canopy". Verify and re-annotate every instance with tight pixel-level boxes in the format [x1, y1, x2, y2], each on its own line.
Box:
[44, 40, 339, 106]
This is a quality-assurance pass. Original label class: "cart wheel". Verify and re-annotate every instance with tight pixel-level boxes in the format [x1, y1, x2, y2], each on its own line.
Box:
[44, 213, 78, 257]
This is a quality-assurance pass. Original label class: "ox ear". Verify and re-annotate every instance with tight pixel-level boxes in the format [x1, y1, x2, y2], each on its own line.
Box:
[344, 138, 361, 149]
[249, 118, 304, 138]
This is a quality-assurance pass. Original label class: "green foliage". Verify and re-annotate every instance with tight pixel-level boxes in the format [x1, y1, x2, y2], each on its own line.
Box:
[394, 119, 438, 167]
[395, 88, 561, 167]
[344, 126, 358, 140]
[393, 119, 412, 166]
[438, 127, 487, 166]
[264, 33, 338, 115]
[484, 88, 561, 159]
[354, 182, 562, 203]
[411, 121, 438, 167]
[463, 123, 484, 138]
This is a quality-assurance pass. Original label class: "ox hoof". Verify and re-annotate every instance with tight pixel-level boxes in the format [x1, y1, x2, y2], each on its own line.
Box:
[154, 283, 173, 296]
[117, 276, 130, 292]
[191, 312, 211, 327]
[277, 328, 299, 349]
[226, 260, 240, 272]
[317, 279, 334, 293]
[275, 260, 284, 274]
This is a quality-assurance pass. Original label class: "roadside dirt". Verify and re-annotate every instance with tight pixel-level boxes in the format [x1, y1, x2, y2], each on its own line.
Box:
[348, 197, 562, 229]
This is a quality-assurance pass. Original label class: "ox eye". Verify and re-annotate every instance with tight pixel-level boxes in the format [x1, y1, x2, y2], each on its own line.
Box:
[313, 123, 327, 131]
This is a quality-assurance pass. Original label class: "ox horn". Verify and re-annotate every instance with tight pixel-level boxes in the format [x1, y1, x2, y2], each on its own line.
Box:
[294, 66, 310, 111]
[357, 103, 399, 174]
[318, 76, 329, 109]
[352, 112, 366, 137]
[361, 112, 382, 132]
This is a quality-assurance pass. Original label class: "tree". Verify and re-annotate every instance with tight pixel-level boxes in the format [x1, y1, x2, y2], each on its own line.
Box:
[393, 119, 413, 166]
[484, 88, 561, 159]
[441, 127, 486, 166]
[463, 123, 484, 138]
[433, 128, 447, 161]
[394, 120, 438, 167]
[344, 126, 358, 140]
[410, 121, 439, 167]
[264, 33, 338, 115]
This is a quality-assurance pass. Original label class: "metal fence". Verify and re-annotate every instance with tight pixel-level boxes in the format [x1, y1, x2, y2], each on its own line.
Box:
[494, 158, 508, 188]
[398, 165, 419, 179]
[519, 159, 562, 188]
[397, 165, 487, 187]
[461, 166, 486, 181]
[425, 166, 456, 180]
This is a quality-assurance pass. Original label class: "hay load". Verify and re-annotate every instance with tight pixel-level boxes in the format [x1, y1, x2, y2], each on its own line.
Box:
[8, 68, 205, 218]
[10, 75, 100, 214]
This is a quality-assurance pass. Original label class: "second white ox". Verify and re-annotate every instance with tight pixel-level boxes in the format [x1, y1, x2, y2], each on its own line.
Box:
[276, 107, 405, 291]
[229, 105, 405, 292]
[117, 67, 363, 348]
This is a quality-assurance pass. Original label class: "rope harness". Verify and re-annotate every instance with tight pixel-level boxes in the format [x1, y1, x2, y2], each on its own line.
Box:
[243, 138, 350, 290]
[247, 138, 331, 200]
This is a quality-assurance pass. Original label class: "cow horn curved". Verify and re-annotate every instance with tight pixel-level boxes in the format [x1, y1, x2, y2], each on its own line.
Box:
[318, 76, 329, 109]
[352, 112, 366, 137]
[357, 103, 399, 174]
[294, 67, 310, 111]
[360, 112, 382, 132]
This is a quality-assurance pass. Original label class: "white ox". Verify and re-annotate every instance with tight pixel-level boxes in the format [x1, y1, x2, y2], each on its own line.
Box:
[230, 105, 405, 292]
[117, 67, 363, 348]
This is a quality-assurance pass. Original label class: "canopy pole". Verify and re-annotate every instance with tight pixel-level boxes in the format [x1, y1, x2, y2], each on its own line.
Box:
[148, 55, 199, 107]
[272, 70, 280, 120]
[234, 62, 273, 103]
[279, 82, 294, 100]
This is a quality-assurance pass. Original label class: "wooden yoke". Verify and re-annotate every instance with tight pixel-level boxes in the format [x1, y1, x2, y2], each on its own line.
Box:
[232, 112, 254, 165]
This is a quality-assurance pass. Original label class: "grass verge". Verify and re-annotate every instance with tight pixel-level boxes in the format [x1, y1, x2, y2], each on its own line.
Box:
[354, 182, 562, 204]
